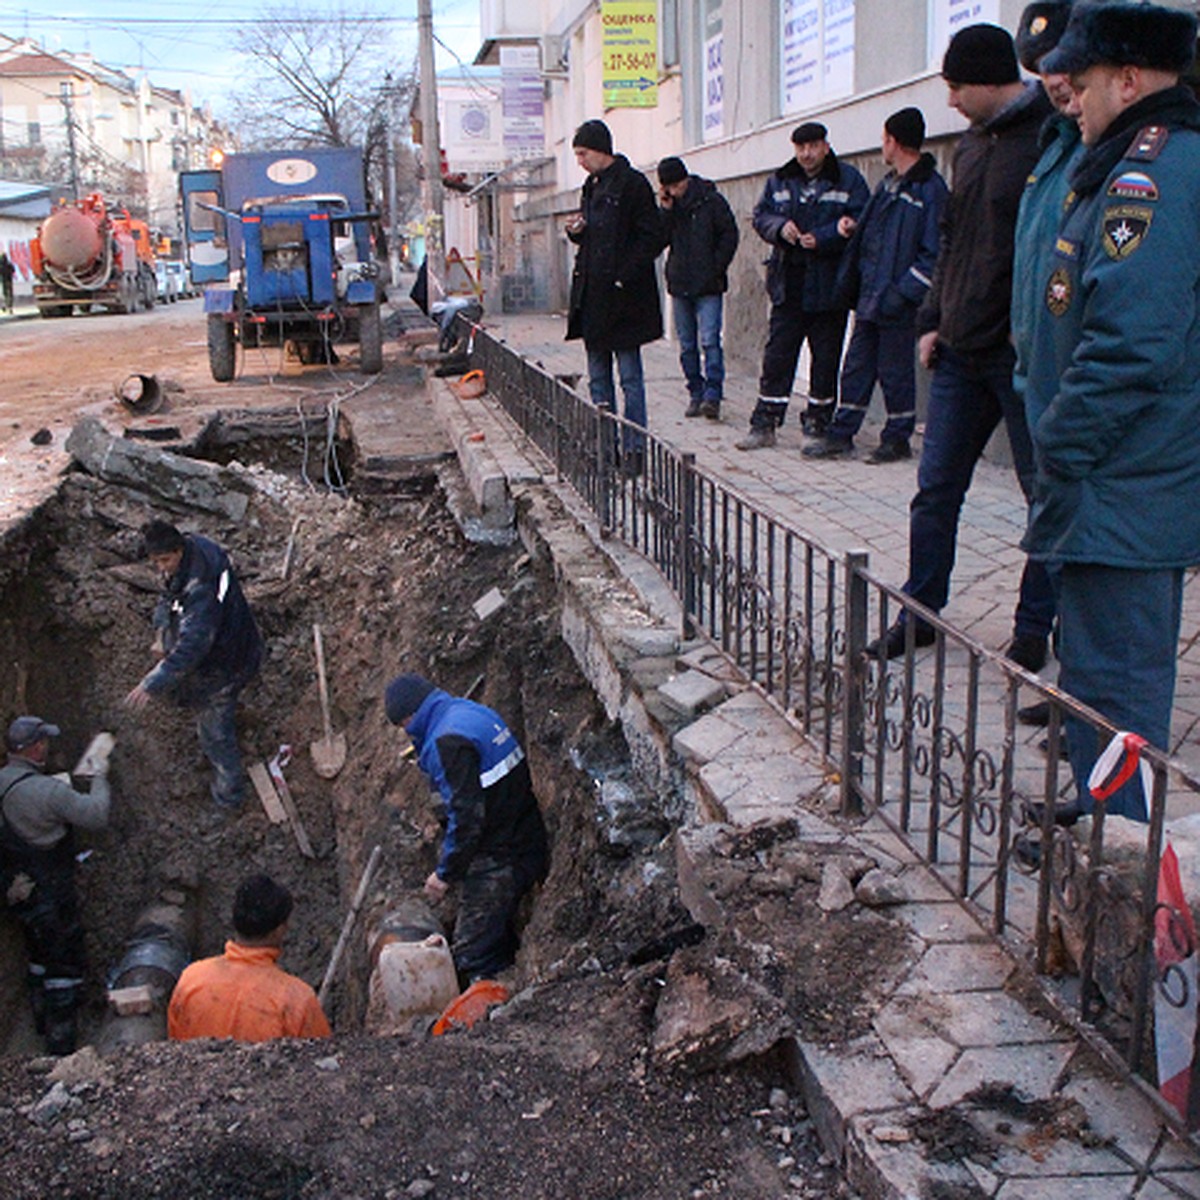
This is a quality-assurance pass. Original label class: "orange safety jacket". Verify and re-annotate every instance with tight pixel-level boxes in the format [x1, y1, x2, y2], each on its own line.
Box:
[168, 941, 331, 1041]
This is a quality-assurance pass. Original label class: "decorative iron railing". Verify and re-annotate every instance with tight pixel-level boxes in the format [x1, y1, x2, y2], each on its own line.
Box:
[469, 323, 1200, 1131]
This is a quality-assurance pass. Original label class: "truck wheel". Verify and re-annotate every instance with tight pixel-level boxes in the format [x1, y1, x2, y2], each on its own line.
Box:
[358, 302, 383, 374]
[208, 314, 237, 382]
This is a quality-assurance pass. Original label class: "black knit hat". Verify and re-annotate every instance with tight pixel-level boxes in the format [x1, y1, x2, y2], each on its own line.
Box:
[1016, 2, 1074, 72]
[657, 156, 687, 186]
[884, 107, 926, 149]
[791, 122, 828, 144]
[572, 119, 614, 155]
[942, 24, 1022, 84]
[385, 673, 435, 724]
[1042, 1, 1198, 75]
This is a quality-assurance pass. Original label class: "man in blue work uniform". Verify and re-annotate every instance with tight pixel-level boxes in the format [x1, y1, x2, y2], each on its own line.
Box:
[126, 520, 263, 813]
[1023, 0, 1200, 821]
[802, 107, 948, 464]
[737, 122, 869, 450]
[385, 674, 548, 984]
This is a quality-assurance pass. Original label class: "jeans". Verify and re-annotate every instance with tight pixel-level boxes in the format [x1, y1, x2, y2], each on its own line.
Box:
[1058, 563, 1182, 822]
[905, 343, 1055, 640]
[673, 294, 725, 402]
[829, 317, 917, 444]
[586, 344, 646, 451]
[196, 680, 248, 808]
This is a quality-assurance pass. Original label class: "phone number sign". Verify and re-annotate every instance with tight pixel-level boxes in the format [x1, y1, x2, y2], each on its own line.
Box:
[602, 0, 658, 109]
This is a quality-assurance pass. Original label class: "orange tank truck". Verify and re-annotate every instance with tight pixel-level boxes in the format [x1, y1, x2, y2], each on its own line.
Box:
[31, 194, 157, 317]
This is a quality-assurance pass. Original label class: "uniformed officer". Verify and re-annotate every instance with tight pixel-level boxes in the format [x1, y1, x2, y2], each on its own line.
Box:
[0, 716, 111, 1053]
[1023, 0, 1200, 820]
[384, 674, 548, 985]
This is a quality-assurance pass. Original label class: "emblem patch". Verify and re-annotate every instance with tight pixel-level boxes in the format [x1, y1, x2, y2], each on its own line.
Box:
[1102, 205, 1152, 259]
[1054, 237, 1078, 260]
[1108, 171, 1159, 202]
[1046, 267, 1072, 317]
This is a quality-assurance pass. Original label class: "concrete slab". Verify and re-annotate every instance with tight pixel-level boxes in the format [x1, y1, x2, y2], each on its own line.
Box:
[927, 1042, 1076, 1109]
[657, 669, 727, 718]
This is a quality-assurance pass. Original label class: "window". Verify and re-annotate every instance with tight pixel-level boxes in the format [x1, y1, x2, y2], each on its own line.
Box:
[27, 121, 41, 145]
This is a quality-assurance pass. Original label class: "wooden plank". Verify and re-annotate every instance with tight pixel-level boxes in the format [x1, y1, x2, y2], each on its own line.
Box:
[248, 762, 287, 825]
[267, 758, 315, 859]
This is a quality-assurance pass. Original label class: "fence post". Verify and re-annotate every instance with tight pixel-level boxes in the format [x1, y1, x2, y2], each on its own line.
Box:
[841, 550, 869, 817]
[680, 452, 697, 639]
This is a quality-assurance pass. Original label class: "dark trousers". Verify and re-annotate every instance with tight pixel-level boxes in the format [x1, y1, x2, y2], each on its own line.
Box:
[195, 680, 248, 808]
[1059, 563, 1182, 822]
[904, 343, 1055, 640]
[752, 294, 848, 428]
[453, 857, 538, 984]
[829, 317, 917, 444]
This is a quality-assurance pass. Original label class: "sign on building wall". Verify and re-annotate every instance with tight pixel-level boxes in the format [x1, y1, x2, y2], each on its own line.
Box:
[780, 0, 855, 115]
[602, 0, 659, 109]
[703, 30, 724, 141]
[930, 0, 1000, 65]
[444, 99, 505, 172]
[501, 45, 545, 160]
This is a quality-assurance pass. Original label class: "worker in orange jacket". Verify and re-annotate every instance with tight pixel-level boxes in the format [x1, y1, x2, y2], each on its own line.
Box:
[168, 874, 331, 1041]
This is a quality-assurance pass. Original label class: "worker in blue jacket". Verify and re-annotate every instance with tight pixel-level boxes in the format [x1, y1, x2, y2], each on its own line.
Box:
[1023, 0, 1200, 821]
[126, 520, 263, 813]
[385, 674, 548, 983]
[803, 107, 947, 463]
[738, 122, 869, 450]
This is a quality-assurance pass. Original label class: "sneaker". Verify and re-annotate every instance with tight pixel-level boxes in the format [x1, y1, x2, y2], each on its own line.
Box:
[800, 407, 832, 437]
[865, 620, 936, 661]
[1022, 797, 1083, 827]
[1005, 634, 1049, 673]
[801, 437, 853, 459]
[700, 400, 721, 420]
[684, 398, 704, 418]
[735, 427, 776, 451]
[1017, 700, 1051, 727]
[865, 440, 912, 464]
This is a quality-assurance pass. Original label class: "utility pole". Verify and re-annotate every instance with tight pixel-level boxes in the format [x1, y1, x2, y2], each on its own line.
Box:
[59, 82, 81, 200]
[417, 0, 444, 302]
[383, 74, 401, 285]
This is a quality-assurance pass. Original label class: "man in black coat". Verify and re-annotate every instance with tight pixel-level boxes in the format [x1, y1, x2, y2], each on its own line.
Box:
[566, 120, 665, 468]
[125, 520, 263, 814]
[870, 25, 1056, 669]
[657, 156, 739, 421]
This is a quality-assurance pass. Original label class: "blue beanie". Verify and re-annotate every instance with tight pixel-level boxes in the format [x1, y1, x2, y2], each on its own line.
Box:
[385, 674, 435, 724]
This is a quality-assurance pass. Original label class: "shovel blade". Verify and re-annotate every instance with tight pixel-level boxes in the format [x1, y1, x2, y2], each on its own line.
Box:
[311, 732, 347, 779]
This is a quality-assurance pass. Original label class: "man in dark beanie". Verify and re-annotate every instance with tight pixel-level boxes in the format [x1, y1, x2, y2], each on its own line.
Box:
[566, 119, 665, 475]
[870, 24, 1054, 667]
[803, 107, 948, 464]
[1008, 1, 1082, 731]
[657, 154, 739, 420]
[739, 121, 868, 449]
[125, 519, 263, 816]
[385, 674, 548, 985]
[1022, 0, 1200, 821]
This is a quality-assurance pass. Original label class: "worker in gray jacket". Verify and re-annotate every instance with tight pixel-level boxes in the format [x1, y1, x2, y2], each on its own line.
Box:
[0, 716, 111, 1054]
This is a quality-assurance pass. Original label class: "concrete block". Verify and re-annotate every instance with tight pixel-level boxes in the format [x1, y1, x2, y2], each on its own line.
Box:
[927, 1041, 1075, 1109]
[672, 712, 744, 765]
[845, 1114, 983, 1200]
[658, 670, 727, 719]
[615, 625, 680, 660]
[895, 942, 1015, 996]
[993, 1176, 1138, 1198]
[107, 985, 155, 1016]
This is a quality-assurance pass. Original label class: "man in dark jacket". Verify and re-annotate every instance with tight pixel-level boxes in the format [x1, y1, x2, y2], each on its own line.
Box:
[1, 716, 111, 1054]
[1023, 0, 1200, 820]
[738, 122, 869, 450]
[870, 25, 1055, 667]
[657, 155, 739, 421]
[566, 120, 665, 467]
[803, 108, 948, 463]
[385, 674, 548, 984]
[125, 520, 263, 813]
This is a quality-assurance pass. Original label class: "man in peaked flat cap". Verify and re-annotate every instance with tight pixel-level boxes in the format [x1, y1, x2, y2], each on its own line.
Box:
[1022, 0, 1200, 821]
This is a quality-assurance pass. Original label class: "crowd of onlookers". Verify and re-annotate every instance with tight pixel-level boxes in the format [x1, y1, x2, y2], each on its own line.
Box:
[565, 0, 1200, 826]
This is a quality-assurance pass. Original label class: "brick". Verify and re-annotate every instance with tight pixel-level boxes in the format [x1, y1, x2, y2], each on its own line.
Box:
[108, 985, 155, 1016]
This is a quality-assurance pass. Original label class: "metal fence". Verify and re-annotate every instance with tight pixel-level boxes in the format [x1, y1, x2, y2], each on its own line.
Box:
[469, 324, 1200, 1130]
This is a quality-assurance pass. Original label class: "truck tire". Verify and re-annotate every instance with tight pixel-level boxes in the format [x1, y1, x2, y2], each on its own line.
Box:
[358, 302, 383, 374]
[208, 314, 237, 382]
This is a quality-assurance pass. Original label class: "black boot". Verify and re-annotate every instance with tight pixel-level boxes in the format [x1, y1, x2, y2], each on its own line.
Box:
[42, 986, 78, 1057]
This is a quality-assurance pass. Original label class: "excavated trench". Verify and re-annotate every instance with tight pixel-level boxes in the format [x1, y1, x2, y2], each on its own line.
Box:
[0, 441, 685, 1055]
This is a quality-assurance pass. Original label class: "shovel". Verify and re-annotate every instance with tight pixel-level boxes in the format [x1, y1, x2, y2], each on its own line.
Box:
[310, 623, 347, 779]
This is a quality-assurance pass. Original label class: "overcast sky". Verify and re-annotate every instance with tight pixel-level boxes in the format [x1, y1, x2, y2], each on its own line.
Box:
[0, 0, 481, 107]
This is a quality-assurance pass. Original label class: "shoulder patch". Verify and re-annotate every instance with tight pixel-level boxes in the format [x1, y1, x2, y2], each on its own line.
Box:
[1126, 125, 1168, 161]
[1108, 171, 1159, 202]
[1102, 205, 1153, 260]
